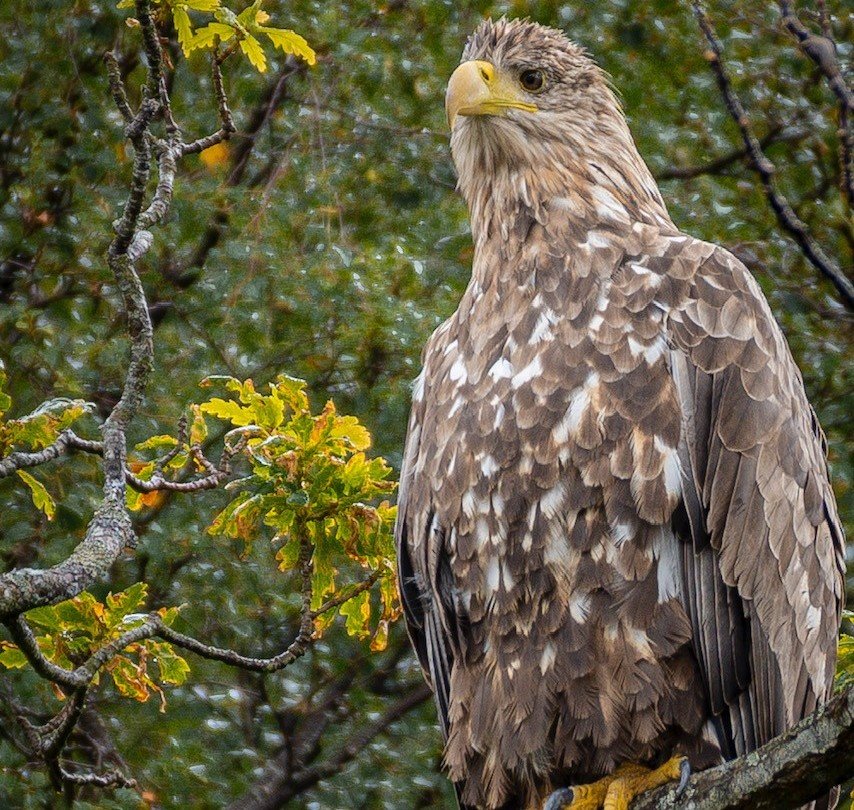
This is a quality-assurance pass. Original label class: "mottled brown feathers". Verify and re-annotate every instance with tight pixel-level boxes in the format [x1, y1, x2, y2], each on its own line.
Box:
[395, 18, 845, 810]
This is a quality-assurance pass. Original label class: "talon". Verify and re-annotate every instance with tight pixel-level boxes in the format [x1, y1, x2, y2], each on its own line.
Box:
[676, 758, 691, 796]
[543, 787, 574, 810]
[543, 757, 687, 810]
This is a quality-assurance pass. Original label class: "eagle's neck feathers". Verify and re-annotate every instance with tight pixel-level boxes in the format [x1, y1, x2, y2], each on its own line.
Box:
[452, 103, 672, 255]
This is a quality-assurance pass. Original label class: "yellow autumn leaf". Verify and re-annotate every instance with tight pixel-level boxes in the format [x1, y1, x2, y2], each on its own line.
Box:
[199, 141, 230, 170]
[172, 6, 194, 56]
[259, 26, 315, 65]
[239, 34, 266, 72]
[370, 619, 389, 652]
[16, 470, 56, 520]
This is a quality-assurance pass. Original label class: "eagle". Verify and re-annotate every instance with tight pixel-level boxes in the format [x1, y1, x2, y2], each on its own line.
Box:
[394, 17, 846, 810]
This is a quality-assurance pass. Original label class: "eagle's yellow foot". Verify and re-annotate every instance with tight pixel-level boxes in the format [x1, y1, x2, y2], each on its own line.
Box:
[543, 757, 689, 810]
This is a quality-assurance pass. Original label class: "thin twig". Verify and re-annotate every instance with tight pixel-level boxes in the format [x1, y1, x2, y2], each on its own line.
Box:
[656, 123, 800, 181]
[41, 688, 87, 759]
[777, 0, 853, 205]
[310, 571, 382, 618]
[692, 1, 854, 308]
[181, 49, 237, 155]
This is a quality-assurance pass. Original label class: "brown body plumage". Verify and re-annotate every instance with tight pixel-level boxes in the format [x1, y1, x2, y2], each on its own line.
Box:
[395, 19, 845, 809]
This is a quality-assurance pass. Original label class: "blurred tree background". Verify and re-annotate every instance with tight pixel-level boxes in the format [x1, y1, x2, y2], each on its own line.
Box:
[0, 0, 851, 807]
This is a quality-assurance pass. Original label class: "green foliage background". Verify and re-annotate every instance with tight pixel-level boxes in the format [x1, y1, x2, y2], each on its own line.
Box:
[0, 0, 850, 807]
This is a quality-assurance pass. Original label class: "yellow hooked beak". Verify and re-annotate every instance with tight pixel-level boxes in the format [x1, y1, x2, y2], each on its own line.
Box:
[445, 60, 538, 129]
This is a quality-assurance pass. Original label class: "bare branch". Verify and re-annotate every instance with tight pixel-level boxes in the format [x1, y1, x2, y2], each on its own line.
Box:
[777, 0, 853, 205]
[125, 432, 245, 493]
[655, 123, 799, 181]
[0, 430, 98, 479]
[181, 49, 237, 156]
[633, 684, 854, 809]
[125, 467, 226, 493]
[136, 0, 163, 98]
[154, 619, 313, 673]
[58, 764, 136, 790]
[692, 1, 854, 309]
[103, 52, 133, 123]
[155, 529, 317, 671]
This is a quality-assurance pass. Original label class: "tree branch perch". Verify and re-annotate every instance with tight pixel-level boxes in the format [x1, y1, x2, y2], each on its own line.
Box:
[633, 685, 854, 809]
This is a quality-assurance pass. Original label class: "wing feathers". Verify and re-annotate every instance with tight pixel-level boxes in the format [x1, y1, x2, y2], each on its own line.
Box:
[669, 243, 844, 762]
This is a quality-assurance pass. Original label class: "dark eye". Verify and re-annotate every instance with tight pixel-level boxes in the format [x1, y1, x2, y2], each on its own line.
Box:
[519, 69, 545, 93]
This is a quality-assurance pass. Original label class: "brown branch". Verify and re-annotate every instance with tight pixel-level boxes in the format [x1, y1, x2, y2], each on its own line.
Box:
[633, 684, 854, 809]
[124, 469, 226, 493]
[181, 49, 237, 156]
[0, 425, 240, 494]
[124, 438, 244, 493]
[178, 58, 306, 283]
[229, 682, 432, 810]
[692, 1, 854, 309]
[154, 619, 313, 673]
[777, 0, 853, 205]
[655, 123, 798, 181]
[155, 526, 318, 672]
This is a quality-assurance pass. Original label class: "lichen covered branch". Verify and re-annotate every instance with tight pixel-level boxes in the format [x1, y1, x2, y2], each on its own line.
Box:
[0, 430, 100, 479]
[633, 684, 854, 809]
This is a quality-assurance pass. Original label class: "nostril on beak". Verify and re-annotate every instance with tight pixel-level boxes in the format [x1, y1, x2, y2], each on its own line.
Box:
[477, 62, 494, 85]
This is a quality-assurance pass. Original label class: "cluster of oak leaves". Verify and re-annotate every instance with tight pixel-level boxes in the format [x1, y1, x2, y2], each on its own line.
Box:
[0, 0, 850, 720]
[0, 366, 400, 708]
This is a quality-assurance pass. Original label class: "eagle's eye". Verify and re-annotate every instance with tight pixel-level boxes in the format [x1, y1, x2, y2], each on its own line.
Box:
[519, 69, 545, 93]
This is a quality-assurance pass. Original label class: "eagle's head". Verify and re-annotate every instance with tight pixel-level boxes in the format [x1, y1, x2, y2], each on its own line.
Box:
[447, 18, 667, 228]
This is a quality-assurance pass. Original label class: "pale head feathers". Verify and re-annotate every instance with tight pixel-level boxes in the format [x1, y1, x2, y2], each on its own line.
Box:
[450, 18, 670, 234]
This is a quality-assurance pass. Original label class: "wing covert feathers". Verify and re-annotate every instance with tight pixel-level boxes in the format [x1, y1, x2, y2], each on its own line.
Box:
[668, 244, 845, 751]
